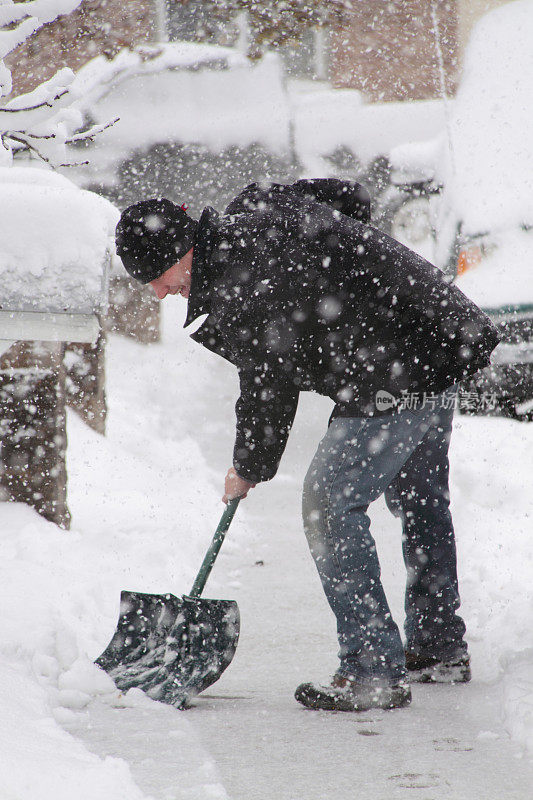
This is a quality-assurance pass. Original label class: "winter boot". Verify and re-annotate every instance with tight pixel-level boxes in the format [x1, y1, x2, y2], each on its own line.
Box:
[405, 651, 471, 683]
[294, 674, 412, 712]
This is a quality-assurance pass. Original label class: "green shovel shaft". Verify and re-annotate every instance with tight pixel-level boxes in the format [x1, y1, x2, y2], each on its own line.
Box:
[189, 497, 240, 598]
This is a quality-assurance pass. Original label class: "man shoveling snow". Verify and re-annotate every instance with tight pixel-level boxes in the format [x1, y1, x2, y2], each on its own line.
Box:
[115, 179, 500, 712]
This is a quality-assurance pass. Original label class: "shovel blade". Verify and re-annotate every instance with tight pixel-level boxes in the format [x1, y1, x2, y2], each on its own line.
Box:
[96, 591, 240, 708]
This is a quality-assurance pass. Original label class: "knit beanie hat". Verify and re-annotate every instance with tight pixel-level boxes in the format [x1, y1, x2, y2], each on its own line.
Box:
[115, 198, 198, 284]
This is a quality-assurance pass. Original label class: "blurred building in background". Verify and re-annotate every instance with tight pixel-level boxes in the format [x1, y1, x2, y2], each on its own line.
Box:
[6, 1, 156, 95]
[329, 0, 459, 100]
[162, 0, 510, 98]
[8, 1, 512, 98]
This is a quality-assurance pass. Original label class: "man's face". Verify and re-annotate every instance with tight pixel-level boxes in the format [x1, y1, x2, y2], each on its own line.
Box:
[150, 248, 193, 300]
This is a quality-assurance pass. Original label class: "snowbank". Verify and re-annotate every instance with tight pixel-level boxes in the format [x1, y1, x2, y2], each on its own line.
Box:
[2, 641, 147, 800]
[0, 302, 232, 798]
[450, 413, 533, 756]
[501, 653, 533, 757]
[0, 166, 118, 314]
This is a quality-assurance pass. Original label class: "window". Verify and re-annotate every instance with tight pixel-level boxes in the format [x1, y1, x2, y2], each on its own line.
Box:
[165, 0, 238, 47]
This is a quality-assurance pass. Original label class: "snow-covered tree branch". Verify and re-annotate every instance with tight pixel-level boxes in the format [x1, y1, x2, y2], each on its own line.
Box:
[0, 0, 116, 166]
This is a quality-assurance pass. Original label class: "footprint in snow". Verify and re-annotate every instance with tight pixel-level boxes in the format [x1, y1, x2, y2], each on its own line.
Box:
[433, 736, 474, 752]
[388, 772, 441, 789]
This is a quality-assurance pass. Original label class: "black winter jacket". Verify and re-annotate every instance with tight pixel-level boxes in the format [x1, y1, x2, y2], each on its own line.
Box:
[184, 180, 500, 483]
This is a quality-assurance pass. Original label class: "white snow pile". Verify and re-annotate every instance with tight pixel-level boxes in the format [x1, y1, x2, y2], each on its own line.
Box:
[451, 413, 533, 756]
[0, 304, 233, 799]
[1, 627, 147, 800]
[501, 652, 533, 757]
[0, 166, 119, 313]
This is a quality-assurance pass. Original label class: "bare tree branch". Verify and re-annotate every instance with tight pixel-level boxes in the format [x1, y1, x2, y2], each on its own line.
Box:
[7, 132, 90, 167]
[0, 90, 69, 114]
[6, 133, 52, 163]
[68, 116, 119, 142]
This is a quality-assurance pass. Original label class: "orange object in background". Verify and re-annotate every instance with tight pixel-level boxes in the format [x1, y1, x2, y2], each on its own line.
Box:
[457, 245, 483, 276]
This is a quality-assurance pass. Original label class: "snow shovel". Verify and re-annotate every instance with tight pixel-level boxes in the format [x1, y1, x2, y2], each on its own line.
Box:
[95, 498, 241, 708]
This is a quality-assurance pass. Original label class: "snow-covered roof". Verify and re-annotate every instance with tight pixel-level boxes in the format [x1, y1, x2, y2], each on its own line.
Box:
[0, 167, 118, 332]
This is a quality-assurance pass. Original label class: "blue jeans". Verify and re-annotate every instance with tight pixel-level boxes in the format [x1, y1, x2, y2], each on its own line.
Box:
[302, 390, 467, 686]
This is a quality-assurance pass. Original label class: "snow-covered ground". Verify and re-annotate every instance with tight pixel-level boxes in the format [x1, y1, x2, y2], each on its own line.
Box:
[1, 300, 532, 799]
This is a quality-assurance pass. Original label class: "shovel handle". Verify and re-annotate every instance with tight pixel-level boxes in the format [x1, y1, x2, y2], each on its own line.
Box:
[189, 497, 240, 598]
